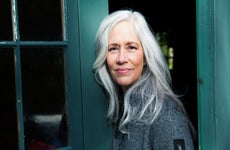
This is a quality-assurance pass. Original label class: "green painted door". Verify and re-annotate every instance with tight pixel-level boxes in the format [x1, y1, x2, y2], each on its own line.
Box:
[69, 0, 112, 149]
[57, 0, 112, 149]
[197, 0, 230, 149]
[0, 0, 111, 150]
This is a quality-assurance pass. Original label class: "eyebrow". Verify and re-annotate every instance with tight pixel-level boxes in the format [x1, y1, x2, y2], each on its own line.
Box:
[126, 41, 139, 45]
[108, 43, 119, 48]
[108, 41, 139, 46]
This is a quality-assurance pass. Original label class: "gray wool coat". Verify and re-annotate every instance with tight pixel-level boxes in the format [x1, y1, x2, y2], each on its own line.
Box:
[111, 94, 195, 150]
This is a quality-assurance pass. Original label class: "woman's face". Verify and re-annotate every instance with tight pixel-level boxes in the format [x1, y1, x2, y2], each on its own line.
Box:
[106, 20, 145, 91]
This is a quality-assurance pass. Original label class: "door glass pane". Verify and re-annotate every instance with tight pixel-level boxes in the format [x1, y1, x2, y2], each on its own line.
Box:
[0, 49, 19, 150]
[18, 0, 63, 41]
[0, 1, 13, 40]
[21, 48, 68, 149]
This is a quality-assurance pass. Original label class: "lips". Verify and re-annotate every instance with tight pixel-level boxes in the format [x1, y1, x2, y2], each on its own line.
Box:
[115, 68, 132, 75]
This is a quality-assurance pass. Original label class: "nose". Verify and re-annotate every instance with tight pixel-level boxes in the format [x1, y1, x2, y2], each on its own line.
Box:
[117, 49, 128, 64]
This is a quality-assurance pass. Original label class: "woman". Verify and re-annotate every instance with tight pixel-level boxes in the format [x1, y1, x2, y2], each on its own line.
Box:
[93, 9, 195, 150]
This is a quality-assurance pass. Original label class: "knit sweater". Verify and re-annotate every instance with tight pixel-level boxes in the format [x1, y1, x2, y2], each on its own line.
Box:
[111, 94, 194, 150]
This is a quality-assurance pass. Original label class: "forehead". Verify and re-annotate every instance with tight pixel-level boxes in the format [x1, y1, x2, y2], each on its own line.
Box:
[109, 20, 140, 42]
[112, 20, 134, 32]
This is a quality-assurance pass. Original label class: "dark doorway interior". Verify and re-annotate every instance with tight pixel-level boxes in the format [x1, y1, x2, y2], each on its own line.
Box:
[109, 0, 198, 149]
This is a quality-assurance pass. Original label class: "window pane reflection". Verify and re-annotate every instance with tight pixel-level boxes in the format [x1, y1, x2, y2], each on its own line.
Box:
[0, 49, 19, 150]
[21, 48, 68, 149]
[18, 0, 63, 41]
[0, 1, 13, 40]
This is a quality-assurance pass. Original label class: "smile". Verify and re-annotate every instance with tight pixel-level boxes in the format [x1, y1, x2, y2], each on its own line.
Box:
[115, 68, 132, 75]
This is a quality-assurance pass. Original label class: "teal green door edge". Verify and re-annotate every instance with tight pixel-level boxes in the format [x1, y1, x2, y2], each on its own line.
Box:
[65, 0, 112, 150]
[65, 0, 83, 149]
[197, 0, 230, 149]
[197, 0, 216, 149]
[78, 0, 112, 150]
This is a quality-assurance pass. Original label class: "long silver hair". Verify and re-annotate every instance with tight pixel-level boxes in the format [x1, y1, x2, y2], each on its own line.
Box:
[93, 9, 189, 132]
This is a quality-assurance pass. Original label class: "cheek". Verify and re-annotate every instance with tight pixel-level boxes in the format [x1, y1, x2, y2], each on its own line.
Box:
[106, 55, 115, 70]
[131, 53, 145, 67]
[133, 54, 145, 75]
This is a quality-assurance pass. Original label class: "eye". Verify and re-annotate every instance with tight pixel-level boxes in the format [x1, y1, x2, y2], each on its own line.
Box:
[108, 44, 120, 52]
[128, 45, 137, 50]
[108, 46, 118, 51]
